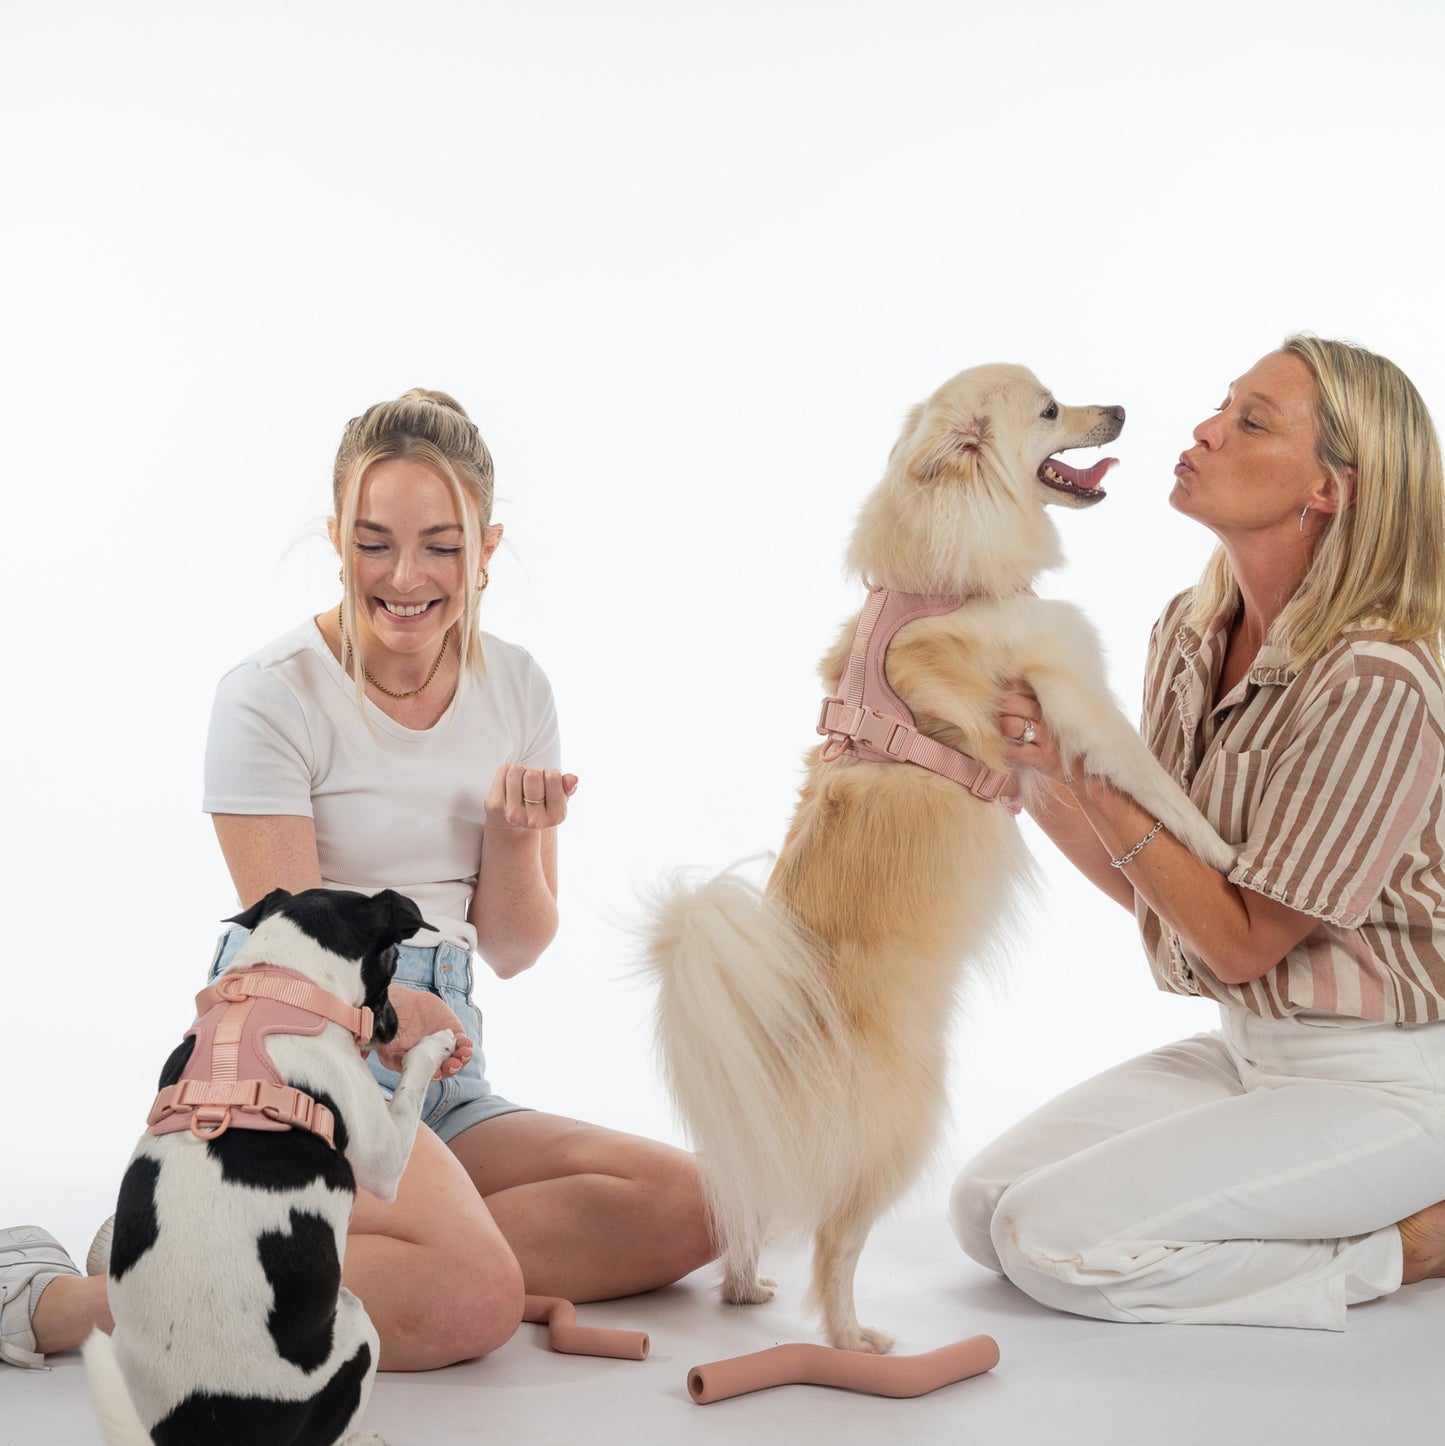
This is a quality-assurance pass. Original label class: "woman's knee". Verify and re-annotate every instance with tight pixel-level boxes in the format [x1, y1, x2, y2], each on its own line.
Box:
[986, 1176, 1044, 1281]
[643, 1143, 717, 1280]
[348, 1131, 528, 1368]
[447, 1247, 526, 1359]
[985, 1170, 1103, 1305]
[396, 1237, 525, 1366]
[948, 1154, 1009, 1273]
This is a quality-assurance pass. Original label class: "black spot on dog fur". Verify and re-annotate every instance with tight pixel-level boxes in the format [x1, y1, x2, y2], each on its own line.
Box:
[151, 1340, 372, 1446]
[207, 1086, 354, 1195]
[157, 1034, 196, 1090]
[257, 1209, 341, 1372]
[110, 1156, 162, 1282]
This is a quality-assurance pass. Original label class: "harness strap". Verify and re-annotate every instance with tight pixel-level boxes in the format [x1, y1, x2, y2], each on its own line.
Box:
[147, 964, 370, 1150]
[817, 584, 1022, 812]
[193, 969, 374, 1046]
[147, 1077, 337, 1147]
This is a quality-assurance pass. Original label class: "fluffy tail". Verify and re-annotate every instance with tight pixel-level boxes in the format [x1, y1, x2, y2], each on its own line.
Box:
[645, 869, 857, 1269]
[83, 1329, 153, 1446]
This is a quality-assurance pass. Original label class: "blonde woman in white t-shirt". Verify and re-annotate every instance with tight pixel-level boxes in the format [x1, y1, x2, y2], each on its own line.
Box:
[5, 390, 714, 1372]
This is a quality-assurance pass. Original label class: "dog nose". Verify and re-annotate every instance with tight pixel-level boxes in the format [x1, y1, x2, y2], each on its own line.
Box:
[1109, 406, 1125, 423]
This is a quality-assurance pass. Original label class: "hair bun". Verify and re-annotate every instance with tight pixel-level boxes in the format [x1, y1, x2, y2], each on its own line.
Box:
[398, 387, 471, 420]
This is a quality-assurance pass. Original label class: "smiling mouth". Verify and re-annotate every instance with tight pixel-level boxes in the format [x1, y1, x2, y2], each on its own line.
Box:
[1038, 454, 1117, 504]
[379, 599, 441, 618]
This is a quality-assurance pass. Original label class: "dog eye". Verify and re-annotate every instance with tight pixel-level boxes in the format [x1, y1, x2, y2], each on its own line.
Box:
[1041, 402, 1059, 420]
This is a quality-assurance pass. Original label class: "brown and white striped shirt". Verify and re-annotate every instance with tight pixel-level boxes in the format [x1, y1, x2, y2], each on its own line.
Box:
[1137, 590, 1445, 1022]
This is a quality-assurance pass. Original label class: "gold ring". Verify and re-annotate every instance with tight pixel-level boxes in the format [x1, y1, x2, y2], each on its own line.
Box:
[522, 795, 545, 805]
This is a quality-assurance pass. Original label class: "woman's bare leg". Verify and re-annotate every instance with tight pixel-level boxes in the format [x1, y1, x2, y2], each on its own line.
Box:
[346, 1124, 524, 1370]
[28, 1274, 111, 1355]
[448, 1112, 715, 1301]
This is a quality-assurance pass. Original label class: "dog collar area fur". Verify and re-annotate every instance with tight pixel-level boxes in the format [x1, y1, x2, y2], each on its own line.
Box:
[817, 584, 1023, 813]
[146, 965, 376, 1149]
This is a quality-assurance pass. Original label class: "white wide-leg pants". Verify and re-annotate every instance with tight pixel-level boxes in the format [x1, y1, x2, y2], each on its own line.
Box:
[949, 1007, 1445, 1329]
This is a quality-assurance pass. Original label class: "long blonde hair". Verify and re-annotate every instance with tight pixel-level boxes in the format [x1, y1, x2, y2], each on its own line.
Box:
[1188, 335, 1445, 665]
[332, 389, 495, 695]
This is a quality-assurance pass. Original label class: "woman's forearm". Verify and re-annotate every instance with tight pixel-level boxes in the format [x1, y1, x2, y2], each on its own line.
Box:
[472, 827, 560, 978]
[1025, 779, 1137, 911]
[1066, 776, 1314, 986]
[1000, 682, 1323, 989]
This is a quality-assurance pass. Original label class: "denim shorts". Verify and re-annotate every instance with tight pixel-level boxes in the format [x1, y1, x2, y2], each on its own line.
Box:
[209, 926, 527, 1143]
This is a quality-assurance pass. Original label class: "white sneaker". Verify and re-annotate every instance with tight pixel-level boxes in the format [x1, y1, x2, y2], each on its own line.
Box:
[0, 1226, 80, 1369]
[86, 1216, 114, 1278]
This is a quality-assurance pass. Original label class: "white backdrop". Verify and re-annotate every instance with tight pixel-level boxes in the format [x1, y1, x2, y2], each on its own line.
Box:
[5, 0, 1443, 1236]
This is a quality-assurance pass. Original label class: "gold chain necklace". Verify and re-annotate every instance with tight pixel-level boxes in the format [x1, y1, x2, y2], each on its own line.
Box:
[338, 605, 452, 699]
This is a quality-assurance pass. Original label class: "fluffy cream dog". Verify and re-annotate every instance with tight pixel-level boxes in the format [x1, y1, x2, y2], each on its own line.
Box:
[646, 363, 1235, 1353]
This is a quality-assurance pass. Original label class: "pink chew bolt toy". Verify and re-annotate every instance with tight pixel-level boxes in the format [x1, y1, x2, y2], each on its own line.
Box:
[687, 1334, 1001, 1404]
[522, 1296, 650, 1361]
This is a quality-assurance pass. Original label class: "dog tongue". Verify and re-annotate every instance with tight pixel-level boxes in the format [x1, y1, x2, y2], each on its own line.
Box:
[1049, 456, 1117, 490]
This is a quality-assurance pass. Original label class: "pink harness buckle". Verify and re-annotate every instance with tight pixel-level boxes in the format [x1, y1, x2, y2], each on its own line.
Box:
[148, 1075, 338, 1145]
[817, 699, 916, 761]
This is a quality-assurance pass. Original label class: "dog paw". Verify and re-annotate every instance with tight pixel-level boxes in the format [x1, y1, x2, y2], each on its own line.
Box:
[407, 1028, 456, 1073]
[722, 1275, 776, 1305]
[832, 1323, 894, 1355]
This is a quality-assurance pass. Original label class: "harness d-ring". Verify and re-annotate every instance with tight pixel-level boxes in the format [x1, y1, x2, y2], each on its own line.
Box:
[190, 1108, 232, 1141]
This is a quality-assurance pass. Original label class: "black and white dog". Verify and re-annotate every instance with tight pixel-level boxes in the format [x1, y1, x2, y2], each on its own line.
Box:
[84, 887, 456, 1446]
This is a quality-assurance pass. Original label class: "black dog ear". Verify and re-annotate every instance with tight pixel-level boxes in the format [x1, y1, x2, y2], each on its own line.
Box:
[224, 887, 294, 932]
[368, 889, 435, 943]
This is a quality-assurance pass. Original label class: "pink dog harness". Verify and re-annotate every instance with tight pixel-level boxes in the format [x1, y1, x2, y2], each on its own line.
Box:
[817, 585, 1022, 813]
[146, 966, 375, 1149]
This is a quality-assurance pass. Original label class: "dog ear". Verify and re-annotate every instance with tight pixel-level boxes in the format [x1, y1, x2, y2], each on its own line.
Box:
[905, 413, 991, 484]
[224, 887, 294, 931]
[368, 889, 435, 943]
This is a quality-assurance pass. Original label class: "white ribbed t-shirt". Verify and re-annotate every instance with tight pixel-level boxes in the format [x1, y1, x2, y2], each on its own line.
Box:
[203, 618, 561, 950]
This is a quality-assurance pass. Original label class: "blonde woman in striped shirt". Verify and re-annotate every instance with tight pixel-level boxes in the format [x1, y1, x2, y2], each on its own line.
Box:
[952, 335, 1445, 1329]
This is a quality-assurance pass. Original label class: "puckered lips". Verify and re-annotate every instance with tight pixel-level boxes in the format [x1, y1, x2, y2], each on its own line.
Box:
[1037, 453, 1117, 505]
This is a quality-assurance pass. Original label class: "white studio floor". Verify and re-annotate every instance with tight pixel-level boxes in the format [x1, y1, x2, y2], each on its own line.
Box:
[5, 1208, 1439, 1446]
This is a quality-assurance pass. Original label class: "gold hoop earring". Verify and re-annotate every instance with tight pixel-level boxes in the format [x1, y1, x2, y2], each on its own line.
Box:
[477, 566, 489, 593]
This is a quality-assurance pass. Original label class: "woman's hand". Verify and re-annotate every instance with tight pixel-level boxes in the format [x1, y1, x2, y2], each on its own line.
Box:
[372, 985, 474, 1080]
[484, 764, 580, 832]
[997, 681, 1069, 782]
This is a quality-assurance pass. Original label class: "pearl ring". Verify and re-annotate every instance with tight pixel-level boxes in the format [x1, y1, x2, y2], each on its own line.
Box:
[1021, 720, 1036, 746]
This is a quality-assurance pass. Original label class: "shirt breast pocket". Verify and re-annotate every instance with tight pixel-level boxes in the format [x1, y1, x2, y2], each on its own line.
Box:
[1193, 746, 1271, 847]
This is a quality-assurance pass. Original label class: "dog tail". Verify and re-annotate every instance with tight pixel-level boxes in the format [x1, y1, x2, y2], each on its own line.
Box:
[645, 869, 854, 1269]
[83, 1328, 154, 1446]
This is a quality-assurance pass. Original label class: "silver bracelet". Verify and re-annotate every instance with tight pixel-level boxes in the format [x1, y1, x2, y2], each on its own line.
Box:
[1110, 820, 1163, 869]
